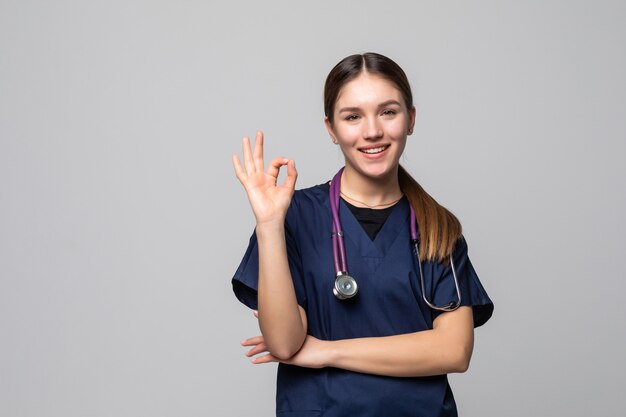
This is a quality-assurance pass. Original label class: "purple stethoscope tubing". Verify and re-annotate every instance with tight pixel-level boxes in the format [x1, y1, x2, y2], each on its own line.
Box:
[330, 167, 461, 311]
[330, 168, 347, 274]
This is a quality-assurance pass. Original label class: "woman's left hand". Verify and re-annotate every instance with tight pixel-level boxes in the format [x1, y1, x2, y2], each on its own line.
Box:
[242, 334, 330, 369]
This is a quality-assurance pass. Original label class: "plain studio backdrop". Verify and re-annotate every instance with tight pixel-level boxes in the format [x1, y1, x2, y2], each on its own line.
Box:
[1, 1, 625, 416]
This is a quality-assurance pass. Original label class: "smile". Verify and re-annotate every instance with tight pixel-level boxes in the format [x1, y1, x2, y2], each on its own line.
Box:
[359, 145, 390, 155]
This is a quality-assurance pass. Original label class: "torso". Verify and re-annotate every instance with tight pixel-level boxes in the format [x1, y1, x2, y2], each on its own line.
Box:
[277, 184, 458, 417]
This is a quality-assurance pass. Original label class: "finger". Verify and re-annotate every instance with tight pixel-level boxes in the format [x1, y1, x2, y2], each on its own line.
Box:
[246, 342, 268, 357]
[251, 353, 279, 364]
[241, 335, 264, 346]
[267, 157, 289, 180]
[283, 159, 298, 191]
[252, 131, 264, 173]
[232, 154, 247, 183]
[242, 136, 256, 176]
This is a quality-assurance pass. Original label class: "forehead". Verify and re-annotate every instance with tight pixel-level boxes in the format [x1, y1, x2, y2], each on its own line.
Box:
[335, 73, 403, 108]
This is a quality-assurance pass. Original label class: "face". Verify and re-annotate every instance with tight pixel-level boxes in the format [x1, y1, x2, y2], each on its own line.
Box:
[325, 73, 416, 182]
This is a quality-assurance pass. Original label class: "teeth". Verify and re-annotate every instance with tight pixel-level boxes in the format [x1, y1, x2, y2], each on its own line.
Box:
[361, 146, 387, 154]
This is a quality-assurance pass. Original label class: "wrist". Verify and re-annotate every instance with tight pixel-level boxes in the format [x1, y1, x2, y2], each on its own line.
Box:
[255, 219, 285, 235]
[322, 339, 339, 368]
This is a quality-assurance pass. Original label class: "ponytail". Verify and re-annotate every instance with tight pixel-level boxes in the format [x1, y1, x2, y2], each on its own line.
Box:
[398, 165, 462, 262]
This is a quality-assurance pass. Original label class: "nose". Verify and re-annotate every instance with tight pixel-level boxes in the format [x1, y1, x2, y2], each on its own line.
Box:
[363, 117, 383, 140]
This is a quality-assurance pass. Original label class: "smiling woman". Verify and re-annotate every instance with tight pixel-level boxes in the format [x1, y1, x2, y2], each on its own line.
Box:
[231, 52, 494, 417]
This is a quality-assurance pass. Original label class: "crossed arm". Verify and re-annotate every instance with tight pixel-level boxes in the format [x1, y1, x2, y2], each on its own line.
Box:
[243, 306, 474, 378]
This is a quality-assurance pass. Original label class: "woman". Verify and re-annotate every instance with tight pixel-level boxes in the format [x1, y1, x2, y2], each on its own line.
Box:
[231, 52, 493, 416]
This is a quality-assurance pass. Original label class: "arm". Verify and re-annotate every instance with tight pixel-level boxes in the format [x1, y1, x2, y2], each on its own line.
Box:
[326, 306, 474, 377]
[244, 306, 473, 377]
[233, 132, 307, 360]
[256, 221, 308, 359]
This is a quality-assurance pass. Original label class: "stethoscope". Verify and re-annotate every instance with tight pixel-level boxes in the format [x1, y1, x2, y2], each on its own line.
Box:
[330, 167, 462, 311]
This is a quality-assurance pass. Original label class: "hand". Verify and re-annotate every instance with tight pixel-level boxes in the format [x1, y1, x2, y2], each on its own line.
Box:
[232, 131, 298, 225]
[242, 334, 329, 369]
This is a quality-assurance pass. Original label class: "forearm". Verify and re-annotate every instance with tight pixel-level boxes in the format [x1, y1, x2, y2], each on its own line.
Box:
[256, 221, 307, 359]
[327, 331, 469, 377]
[325, 307, 474, 377]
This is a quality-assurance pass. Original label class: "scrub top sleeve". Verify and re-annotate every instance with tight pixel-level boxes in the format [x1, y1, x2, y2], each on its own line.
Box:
[231, 222, 307, 311]
[431, 236, 494, 327]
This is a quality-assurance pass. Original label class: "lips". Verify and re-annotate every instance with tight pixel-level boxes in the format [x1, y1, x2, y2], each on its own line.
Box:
[358, 145, 390, 155]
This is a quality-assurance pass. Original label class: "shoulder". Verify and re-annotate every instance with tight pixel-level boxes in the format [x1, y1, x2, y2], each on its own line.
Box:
[290, 183, 329, 210]
[285, 183, 330, 231]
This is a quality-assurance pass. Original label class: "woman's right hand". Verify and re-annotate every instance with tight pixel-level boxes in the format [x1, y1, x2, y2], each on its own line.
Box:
[232, 131, 298, 225]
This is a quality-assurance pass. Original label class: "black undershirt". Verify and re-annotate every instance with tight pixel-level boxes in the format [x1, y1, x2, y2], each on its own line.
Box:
[322, 182, 398, 241]
[342, 199, 398, 241]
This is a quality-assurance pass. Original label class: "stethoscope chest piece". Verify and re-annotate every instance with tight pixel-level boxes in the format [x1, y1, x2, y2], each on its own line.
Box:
[333, 272, 358, 300]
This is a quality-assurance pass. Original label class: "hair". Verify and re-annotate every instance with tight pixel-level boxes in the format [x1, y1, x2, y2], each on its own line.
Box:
[324, 52, 462, 262]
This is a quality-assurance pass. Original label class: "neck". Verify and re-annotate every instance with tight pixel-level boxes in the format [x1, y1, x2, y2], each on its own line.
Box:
[340, 165, 402, 208]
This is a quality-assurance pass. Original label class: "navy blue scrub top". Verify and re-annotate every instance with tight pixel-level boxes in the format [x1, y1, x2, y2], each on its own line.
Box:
[232, 184, 494, 417]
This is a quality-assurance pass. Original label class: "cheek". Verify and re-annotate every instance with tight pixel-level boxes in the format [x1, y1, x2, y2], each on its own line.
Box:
[335, 125, 361, 145]
[386, 121, 409, 140]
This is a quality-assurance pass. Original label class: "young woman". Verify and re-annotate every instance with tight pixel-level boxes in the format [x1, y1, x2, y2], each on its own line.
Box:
[231, 52, 494, 416]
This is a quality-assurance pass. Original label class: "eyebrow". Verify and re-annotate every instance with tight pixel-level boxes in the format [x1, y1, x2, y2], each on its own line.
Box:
[337, 100, 403, 113]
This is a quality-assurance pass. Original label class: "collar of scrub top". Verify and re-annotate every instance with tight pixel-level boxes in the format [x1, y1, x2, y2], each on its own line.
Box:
[330, 167, 462, 311]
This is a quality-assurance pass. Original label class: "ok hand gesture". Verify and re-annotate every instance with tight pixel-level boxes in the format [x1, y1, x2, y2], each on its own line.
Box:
[232, 132, 298, 225]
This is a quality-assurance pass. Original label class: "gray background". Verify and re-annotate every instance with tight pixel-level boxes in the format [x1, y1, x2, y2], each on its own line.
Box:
[1, 0, 625, 416]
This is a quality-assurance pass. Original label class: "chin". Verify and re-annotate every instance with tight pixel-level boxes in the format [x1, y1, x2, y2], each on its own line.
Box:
[352, 162, 398, 180]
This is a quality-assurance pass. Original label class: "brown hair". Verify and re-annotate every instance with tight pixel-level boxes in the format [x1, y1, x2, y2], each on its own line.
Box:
[324, 52, 462, 262]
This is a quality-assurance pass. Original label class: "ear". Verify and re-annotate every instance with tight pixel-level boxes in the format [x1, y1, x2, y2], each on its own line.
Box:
[407, 106, 416, 135]
[324, 117, 339, 144]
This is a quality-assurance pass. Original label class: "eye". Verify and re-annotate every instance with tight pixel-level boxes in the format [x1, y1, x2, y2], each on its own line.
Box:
[344, 114, 360, 121]
[381, 109, 397, 117]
